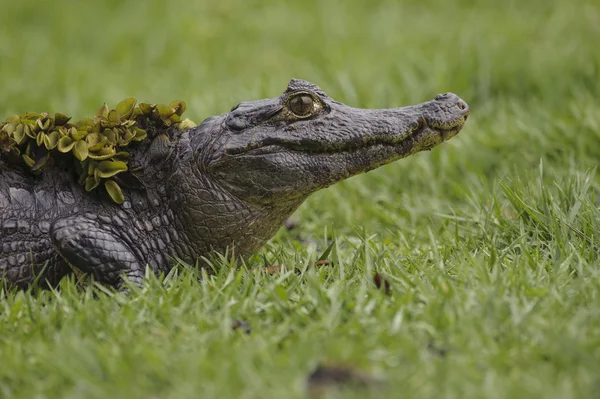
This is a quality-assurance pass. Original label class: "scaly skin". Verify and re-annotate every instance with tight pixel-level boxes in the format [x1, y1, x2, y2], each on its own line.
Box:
[0, 79, 470, 288]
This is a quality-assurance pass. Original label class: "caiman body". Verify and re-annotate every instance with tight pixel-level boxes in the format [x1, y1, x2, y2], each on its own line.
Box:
[0, 79, 469, 288]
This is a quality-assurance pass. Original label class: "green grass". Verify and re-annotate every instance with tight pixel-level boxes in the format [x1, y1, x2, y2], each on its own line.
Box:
[1, 0, 600, 397]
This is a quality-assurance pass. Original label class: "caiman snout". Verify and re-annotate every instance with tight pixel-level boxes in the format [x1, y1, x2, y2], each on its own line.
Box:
[420, 92, 470, 135]
[434, 92, 470, 118]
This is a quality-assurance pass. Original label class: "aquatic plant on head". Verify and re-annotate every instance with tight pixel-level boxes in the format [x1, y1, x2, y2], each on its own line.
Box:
[0, 98, 197, 203]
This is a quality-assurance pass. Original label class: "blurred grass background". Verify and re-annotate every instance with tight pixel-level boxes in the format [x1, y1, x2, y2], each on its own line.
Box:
[1, 0, 599, 398]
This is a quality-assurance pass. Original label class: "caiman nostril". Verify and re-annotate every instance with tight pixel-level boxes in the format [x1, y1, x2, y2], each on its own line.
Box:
[457, 100, 470, 117]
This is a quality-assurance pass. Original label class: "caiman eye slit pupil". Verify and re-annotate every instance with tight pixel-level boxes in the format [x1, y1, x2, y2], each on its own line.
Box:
[289, 94, 314, 117]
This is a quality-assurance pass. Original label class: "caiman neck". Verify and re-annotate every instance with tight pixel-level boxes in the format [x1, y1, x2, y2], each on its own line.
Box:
[169, 163, 303, 259]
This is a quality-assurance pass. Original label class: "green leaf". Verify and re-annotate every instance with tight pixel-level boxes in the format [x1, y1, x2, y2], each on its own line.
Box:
[13, 124, 27, 145]
[157, 104, 174, 119]
[36, 131, 46, 147]
[89, 140, 108, 152]
[91, 121, 102, 133]
[37, 118, 51, 131]
[84, 176, 100, 192]
[55, 126, 68, 137]
[102, 128, 116, 143]
[57, 136, 75, 153]
[22, 112, 42, 120]
[73, 140, 89, 161]
[71, 130, 88, 141]
[169, 100, 187, 116]
[107, 109, 121, 126]
[24, 142, 34, 158]
[44, 131, 60, 150]
[75, 118, 94, 129]
[317, 241, 336, 261]
[2, 122, 17, 136]
[178, 118, 197, 131]
[31, 152, 51, 173]
[88, 152, 116, 161]
[95, 103, 109, 119]
[131, 127, 147, 142]
[0, 130, 10, 152]
[86, 132, 103, 147]
[77, 170, 88, 185]
[117, 129, 135, 146]
[115, 98, 137, 120]
[139, 103, 154, 116]
[4, 115, 20, 124]
[112, 151, 129, 163]
[88, 160, 98, 175]
[24, 124, 37, 139]
[96, 160, 128, 178]
[22, 154, 35, 167]
[105, 180, 125, 204]
[54, 113, 71, 126]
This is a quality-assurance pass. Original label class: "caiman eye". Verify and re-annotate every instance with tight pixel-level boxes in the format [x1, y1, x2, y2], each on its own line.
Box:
[288, 93, 314, 117]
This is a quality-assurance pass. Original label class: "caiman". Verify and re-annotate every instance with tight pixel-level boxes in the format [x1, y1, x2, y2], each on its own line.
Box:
[0, 79, 470, 288]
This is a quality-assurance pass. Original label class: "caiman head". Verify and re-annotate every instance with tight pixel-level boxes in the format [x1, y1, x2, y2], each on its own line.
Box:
[191, 79, 469, 206]
[175, 79, 469, 256]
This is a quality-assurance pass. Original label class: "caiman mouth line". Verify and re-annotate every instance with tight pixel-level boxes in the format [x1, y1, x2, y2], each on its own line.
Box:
[226, 115, 468, 157]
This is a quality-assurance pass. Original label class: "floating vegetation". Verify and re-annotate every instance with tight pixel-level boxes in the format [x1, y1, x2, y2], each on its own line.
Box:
[0, 99, 196, 204]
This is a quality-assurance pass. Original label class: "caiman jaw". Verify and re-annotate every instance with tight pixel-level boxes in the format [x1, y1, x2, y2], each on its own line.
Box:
[417, 105, 469, 146]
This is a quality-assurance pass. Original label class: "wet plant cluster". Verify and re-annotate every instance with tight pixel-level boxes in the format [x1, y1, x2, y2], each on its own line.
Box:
[0, 99, 196, 203]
